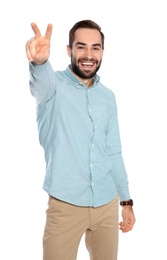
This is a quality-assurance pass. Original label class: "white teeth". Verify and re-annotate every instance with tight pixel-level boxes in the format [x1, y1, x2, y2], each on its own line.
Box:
[82, 62, 93, 66]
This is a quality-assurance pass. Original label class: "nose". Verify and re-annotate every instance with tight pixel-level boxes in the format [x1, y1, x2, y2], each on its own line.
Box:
[84, 47, 93, 58]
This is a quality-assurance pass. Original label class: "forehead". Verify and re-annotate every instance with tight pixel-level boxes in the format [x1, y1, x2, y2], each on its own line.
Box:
[73, 28, 102, 46]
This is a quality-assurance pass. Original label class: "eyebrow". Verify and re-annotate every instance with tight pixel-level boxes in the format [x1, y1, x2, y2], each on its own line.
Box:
[75, 42, 102, 48]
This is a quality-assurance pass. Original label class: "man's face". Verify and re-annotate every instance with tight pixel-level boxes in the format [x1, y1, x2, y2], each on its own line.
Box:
[67, 28, 103, 79]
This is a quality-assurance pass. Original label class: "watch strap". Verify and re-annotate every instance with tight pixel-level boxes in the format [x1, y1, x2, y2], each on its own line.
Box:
[120, 199, 133, 206]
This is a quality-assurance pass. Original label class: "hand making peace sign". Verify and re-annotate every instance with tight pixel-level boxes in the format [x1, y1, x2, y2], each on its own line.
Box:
[25, 23, 53, 65]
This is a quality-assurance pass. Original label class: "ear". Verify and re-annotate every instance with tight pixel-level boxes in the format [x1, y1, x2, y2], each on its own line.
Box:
[67, 45, 71, 57]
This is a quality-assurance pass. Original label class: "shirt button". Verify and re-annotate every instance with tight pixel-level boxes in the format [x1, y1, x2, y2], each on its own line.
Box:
[91, 182, 94, 186]
[89, 108, 92, 112]
[91, 144, 95, 147]
[90, 164, 93, 167]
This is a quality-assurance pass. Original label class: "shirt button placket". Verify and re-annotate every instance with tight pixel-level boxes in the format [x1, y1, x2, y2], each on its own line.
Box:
[87, 89, 96, 195]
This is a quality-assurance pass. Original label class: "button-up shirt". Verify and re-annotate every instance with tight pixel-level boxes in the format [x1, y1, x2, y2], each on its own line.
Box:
[29, 61, 131, 207]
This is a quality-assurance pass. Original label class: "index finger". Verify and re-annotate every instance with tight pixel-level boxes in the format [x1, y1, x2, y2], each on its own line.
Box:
[31, 22, 42, 38]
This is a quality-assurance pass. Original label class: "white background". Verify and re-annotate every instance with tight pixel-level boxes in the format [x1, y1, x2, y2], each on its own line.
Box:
[1, 0, 167, 259]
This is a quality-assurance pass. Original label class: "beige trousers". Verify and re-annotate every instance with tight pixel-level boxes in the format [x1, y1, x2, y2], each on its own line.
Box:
[43, 196, 119, 260]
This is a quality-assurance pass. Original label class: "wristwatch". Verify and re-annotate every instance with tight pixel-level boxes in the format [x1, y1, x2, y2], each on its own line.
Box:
[120, 199, 133, 206]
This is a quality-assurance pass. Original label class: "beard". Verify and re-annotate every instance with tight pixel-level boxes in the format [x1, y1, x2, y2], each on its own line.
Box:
[70, 55, 102, 79]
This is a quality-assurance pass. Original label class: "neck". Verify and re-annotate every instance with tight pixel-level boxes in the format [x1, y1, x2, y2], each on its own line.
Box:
[82, 78, 94, 88]
[74, 73, 94, 88]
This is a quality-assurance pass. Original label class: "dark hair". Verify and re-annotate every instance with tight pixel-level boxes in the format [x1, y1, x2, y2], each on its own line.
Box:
[69, 20, 104, 49]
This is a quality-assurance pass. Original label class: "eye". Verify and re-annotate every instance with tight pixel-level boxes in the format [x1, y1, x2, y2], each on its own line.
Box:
[93, 47, 100, 51]
[77, 46, 85, 50]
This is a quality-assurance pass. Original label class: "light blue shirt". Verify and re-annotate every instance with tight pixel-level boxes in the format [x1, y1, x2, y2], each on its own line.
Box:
[29, 61, 131, 207]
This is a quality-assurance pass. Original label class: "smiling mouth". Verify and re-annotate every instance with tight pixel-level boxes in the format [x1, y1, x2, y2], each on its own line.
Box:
[82, 61, 93, 66]
[80, 61, 95, 68]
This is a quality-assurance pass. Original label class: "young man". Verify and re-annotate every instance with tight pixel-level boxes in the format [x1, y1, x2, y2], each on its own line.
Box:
[26, 20, 135, 260]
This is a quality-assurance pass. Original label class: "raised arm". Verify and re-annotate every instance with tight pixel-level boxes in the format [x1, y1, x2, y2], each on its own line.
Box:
[25, 23, 53, 65]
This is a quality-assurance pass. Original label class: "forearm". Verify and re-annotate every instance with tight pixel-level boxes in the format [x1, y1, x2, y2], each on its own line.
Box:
[110, 154, 131, 201]
[106, 111, 131, 201]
